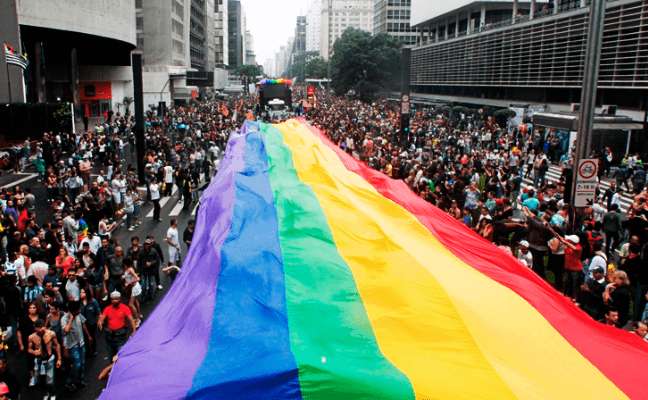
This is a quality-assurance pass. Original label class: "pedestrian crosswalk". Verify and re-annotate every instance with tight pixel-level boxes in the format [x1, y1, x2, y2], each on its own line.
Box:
[521, 165, 634, 211]
[143, 174, 207, 219]
[145, 185, 178, 218]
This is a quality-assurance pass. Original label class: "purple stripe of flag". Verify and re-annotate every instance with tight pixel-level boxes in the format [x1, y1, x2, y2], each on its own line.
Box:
[99, 126, 249, 400]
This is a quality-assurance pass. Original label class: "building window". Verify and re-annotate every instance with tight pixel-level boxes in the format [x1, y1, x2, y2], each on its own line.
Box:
[173, 39, 184, 54]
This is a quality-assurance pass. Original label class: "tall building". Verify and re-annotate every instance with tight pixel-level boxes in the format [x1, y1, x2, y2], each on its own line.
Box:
[294, 16, 308, 56]
[410, 0, 648, 155]
[214, 0, 229, 66]
[137, 0, 194, 105]
[274, 38, 293, 77]
[228, 0, 243, 69]
[245, 30, 256, 65]
[189, 0, 213, 71]
[320, 0, 374, 59]
[0, 0, 135, 120]
[373, 0, 417, 45]
[306, 0, 322, 53]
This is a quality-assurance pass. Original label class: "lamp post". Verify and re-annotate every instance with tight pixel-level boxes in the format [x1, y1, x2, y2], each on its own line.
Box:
[569, 0, 605, 204]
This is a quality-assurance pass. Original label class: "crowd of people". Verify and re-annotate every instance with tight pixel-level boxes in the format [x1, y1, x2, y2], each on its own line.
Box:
[0, 89, 647, 398]
[307, 92, 648, 340]
[0, 96, 253, 399]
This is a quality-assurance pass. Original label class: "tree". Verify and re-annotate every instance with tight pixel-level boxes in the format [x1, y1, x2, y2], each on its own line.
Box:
[236, 64, 263, 80]
[288, 51, 326, 81]
[305, 57, 329, 79]
[330, 28, 401, 101]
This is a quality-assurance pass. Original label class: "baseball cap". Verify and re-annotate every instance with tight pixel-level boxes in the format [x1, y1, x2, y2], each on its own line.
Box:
[592, 266, 605, 273]
[565, 235, 580, 244]
[519, 240, 530, 248]
[110, 291, 122, 300]
[0, 382, 10, 395]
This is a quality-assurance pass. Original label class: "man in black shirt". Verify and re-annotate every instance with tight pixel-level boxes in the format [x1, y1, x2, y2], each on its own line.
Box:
[183, 220, 195, 251]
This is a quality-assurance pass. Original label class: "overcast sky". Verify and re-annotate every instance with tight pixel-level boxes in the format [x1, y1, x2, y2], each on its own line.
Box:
[241, 0, 307, 67]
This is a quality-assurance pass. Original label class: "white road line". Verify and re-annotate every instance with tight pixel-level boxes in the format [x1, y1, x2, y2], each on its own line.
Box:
[169, 200, 184, 217]
[191, 203, 199, 216]
[146, 196, 170, 218]
[1, 173, 38, 189]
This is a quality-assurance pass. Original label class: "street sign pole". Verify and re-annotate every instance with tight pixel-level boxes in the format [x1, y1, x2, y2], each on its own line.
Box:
[400, 48, 411, 145]
[570, 0, 605, 210]
[132, 51, 146, 184]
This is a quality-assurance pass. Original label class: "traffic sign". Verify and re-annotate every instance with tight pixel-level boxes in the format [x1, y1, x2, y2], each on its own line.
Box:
[577, 159, 598, 182]
[574, 159, 598, 207]
[401, 94, 410, 115]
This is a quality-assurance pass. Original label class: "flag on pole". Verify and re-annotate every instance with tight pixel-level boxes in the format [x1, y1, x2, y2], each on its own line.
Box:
[3, 43, 28, 70]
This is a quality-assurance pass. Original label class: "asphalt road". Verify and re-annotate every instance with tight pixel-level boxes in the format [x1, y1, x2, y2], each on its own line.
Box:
[12, 176, 203, 400]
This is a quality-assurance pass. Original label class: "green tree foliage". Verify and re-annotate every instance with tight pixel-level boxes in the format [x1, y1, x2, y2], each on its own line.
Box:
[330, 28, 401, 101]
[305, 57, 329, 79]
[236, 64, 264, 80]
[288, 52, 329, 81]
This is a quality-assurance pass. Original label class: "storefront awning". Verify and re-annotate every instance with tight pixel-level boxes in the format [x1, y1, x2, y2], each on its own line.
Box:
[533, 112, 643, 131]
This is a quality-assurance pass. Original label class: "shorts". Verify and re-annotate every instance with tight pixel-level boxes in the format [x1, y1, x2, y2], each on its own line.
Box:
[34, 354, 55, 385]
[131, 282, 142, 297]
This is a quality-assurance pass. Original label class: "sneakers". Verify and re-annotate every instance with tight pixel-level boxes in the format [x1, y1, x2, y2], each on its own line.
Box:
[128, 226, 135, 231]
[157, 284, 163, 290]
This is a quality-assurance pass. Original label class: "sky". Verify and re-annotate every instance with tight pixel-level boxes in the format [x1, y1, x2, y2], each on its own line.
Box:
[241, 0, 307, 69]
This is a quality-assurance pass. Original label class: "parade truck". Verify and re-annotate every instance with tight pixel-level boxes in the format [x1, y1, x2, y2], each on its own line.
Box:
[257, 78, 293, 121]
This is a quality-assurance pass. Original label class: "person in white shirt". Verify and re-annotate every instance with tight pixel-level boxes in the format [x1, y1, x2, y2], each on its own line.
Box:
[163, 164, 174, 197]
[79, 234, 101, 254]
[517, 240, 534, 268]
[149, 179, 161, 222]
[591, 198, 607, 223]
[165, 219, 181, 267]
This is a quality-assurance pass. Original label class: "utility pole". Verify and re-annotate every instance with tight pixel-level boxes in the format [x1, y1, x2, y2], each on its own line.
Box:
[400, 47, 411, 145]
[132, 51, 146, 184]
[569, 0, 605, 219]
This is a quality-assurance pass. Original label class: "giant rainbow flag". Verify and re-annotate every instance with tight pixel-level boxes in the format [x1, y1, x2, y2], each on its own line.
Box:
[101, 120, 648, 400]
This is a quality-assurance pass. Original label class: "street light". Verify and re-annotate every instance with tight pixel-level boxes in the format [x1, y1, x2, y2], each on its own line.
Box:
[569, 0, 605, 220]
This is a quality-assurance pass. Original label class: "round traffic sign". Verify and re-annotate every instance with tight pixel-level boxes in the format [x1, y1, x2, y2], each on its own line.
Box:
[578, 160, 597, 180]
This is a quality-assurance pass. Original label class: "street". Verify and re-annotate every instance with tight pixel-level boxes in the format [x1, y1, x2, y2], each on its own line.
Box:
[15, 176, 201, 400]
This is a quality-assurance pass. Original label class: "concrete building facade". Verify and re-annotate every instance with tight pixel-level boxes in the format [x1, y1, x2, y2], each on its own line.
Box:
[189, 0, 214, 72]
[228, 0, 244, 69]
[320, 0, 374, 59]
[136, 0, 195, 107]
[373, 0, 417, 45]
[306, 0, 322, 53]
[410, 0, 648, 155]
[245, 30, 256, 65]
[215, 0, 229, 66]
[0, 0, 136, 121]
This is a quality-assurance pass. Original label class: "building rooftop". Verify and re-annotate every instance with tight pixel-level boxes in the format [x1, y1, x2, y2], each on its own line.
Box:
[412, 0, 549, 27]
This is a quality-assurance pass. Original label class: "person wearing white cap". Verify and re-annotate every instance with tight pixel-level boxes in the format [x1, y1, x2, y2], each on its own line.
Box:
[516, 240, 533, 268]
[98, 291, 136, 358]
[552, 232, 583, 299]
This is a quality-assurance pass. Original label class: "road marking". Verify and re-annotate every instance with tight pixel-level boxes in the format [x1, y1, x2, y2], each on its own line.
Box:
[1, 173, 38, 189]
[191, 203, 199, 216]
[169, 200, 184, 217]
[146, 196, 170, 218]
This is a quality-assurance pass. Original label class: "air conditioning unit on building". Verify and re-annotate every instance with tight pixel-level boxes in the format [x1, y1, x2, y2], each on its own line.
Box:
[570, 103, 581, 112]
[601, 105, 618, 116]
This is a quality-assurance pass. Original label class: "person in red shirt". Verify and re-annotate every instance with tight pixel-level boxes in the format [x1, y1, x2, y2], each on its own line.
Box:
[556, 234, 583, 299]
[98, 291, 136, 357]
[55, 247, 75, 277]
